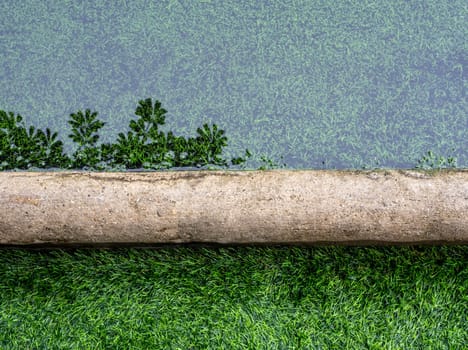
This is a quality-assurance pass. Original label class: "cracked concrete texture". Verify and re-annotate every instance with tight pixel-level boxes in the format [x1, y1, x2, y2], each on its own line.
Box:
[0, 169, 467, 247]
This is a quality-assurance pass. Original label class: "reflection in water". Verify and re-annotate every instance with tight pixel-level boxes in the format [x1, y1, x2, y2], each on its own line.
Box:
[0, 1, 466, 169]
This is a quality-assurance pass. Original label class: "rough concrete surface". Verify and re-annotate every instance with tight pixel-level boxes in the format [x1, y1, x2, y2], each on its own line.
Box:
[0, 169, 467, 246]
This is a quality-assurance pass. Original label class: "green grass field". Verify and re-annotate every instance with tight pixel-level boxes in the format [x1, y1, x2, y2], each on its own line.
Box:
[1, 245, 467, 348]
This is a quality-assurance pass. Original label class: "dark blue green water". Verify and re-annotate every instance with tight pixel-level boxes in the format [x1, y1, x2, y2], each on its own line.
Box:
[1, 1, 466, 169]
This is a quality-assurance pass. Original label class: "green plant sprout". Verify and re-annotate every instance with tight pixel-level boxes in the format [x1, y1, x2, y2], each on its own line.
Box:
[414, 148, 458, 170]
[0, 98, 252, 171]
[256, 155, 287, 170]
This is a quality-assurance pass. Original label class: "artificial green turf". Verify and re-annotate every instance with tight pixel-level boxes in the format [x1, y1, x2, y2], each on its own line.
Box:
[0, 246, 467, 349]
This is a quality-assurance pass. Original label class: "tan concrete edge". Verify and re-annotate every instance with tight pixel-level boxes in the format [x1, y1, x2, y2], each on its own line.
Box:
[1, 169, 467, 246]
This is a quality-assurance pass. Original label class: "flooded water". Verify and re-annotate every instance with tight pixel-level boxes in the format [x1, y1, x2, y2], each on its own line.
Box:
[1, 1, 466, 170]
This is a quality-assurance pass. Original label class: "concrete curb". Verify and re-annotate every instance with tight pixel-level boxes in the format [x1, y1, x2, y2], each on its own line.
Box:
[1, 169, 467, 246]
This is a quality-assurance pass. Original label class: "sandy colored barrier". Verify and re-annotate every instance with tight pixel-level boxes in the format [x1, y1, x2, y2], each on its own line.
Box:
[0, 169, 467, 246]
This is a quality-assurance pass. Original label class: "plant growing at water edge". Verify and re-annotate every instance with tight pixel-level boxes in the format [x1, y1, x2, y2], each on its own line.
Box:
[256, 155, 287, 170]
[414, 148, 458, 170]
[108, 98, 251, 169]
[0, 110, 70, 169]
[67, 109, 106, 169]
[2, 101, 462, 172]
[0, 98, 252, 171]
[110, 98, 171, 168]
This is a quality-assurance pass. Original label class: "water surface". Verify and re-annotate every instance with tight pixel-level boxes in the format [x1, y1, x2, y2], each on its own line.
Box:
[1, 0, 466, 169]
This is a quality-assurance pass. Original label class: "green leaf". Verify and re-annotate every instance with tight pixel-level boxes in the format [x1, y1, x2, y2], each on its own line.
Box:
[67, 109, 105, 147]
